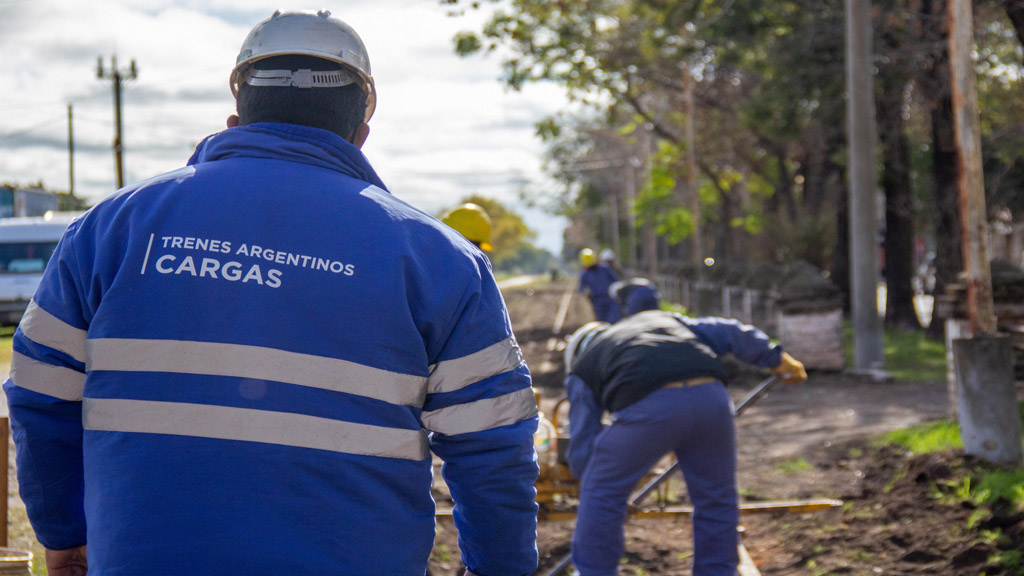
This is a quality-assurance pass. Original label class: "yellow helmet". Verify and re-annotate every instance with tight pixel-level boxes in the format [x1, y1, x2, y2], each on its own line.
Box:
[579, 248, 597, 267]
[443, 203, 493, 251]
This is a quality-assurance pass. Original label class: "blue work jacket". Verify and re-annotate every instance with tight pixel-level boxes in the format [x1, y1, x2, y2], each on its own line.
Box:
[565, 311, 784, 477]
[4, 123, 539, 576]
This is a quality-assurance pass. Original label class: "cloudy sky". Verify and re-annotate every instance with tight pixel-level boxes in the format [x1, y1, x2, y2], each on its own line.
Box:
[0, 0, 569, 254]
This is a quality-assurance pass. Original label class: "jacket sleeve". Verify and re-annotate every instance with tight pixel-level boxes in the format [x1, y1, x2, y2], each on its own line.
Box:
[3, 224, 90, 550]
[565, 374, 603, 478]
[422, 261, 539, 576]
[682, 316, 784, 369]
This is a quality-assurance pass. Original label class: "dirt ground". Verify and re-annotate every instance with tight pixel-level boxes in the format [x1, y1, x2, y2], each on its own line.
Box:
[429, 280, 1024, 576]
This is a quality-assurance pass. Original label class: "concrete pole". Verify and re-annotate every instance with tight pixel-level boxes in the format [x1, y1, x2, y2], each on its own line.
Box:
[845, 0, 885, 370]
[626, 164, 638, 267]
[683, 63, 703, 281]
[608, 191, 621, 262]
[953, 336, 1023, 466]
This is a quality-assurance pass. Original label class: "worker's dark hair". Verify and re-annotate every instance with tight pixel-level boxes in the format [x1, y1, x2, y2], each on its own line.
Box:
[236, 54, 367, 142]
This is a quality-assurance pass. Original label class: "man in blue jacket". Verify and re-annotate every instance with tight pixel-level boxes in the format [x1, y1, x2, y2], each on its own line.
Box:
[577, 248, 620, 323]
[609, 277, 661, 318]
[4, 10, 539, 576]
[563, 311, 806, 576]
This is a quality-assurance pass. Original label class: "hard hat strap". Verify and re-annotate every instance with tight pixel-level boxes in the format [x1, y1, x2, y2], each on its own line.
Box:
[245, 68, 360, 89]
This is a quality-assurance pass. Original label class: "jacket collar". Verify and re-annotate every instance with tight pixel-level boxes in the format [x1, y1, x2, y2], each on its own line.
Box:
[187, 123, 388, 192]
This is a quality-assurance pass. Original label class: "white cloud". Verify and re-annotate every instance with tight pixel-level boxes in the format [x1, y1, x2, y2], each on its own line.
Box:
[0, 0, 568, 253]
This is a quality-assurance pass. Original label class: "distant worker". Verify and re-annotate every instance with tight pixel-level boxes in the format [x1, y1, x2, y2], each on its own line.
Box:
[563, 311, 808, 576]
[598, 248, 622, 277]
[609, 277, 661, 318]
[443, 202, 493, 251]
[4, 10, 538, 576]
[578, 248, 621, 323]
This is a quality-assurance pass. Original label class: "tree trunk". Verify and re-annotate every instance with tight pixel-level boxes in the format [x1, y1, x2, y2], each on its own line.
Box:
[718, 185, 734, 262]
[877, 83, 922, 329]
[1005, 0, 1024, 50]
[834, 179, 852, 313]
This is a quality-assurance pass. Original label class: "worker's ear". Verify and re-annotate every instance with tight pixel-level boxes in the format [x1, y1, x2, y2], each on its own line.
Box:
[350, 123, 370, 149]
[226, 114, 240, 128]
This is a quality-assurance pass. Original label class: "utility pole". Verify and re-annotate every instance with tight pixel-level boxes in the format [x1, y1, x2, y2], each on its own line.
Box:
[682, 62, 702, 281]
[97, 55, 137, 189]
[947, 0, 1022, 467]
[67, 103, 74, 197]
[845, 0, 884, 370]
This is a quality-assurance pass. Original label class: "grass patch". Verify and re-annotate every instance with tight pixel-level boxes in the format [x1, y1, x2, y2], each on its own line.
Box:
[659, 301, 688, 316]
[843, 321, 947, 381]
[775, 458, 813, 475]
[0, 333, 12, 368]
[881, 420, 963, 454]
[879, 404, 1024, 512]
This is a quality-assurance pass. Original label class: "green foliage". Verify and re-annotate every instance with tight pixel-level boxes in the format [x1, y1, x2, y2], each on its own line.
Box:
[495, 244, 558, 274]
[0, 334, 11, 368]
[881, 326, 948, 382]
[453, 30, 482, 55]
[880, 405, 1024, 515]
[842, 321, 947, 381]
[974, 468, 1024, 510]
[633, 140, 700, 244]
[882, 421, 962, 454]
[446, 0, 1024, 277]
[431, 542, 455, 564]
[775, 457, 813, 475]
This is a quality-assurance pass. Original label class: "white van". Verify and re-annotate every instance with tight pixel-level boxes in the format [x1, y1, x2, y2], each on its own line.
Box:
[0, 212, 82, 326]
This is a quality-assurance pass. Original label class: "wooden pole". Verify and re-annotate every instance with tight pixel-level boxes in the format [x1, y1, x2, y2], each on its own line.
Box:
[947, 0, 1021, 467]
[67, 103, 74, 197]
[948, 0, 996, 335]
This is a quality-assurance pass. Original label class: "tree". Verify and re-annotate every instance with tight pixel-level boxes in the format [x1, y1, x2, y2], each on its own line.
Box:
[445, 0, 1024, 325]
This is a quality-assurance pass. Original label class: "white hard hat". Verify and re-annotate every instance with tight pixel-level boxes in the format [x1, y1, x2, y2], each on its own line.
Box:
[230, 10, 376, 122]
[564, 321, 609, 376]
[599, 248, 615, 261]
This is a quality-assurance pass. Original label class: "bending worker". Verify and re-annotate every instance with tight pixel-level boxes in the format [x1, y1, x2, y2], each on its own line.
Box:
[609, 277, 661, 318]
[5, 10, 539, 576]
[563, 310, 807, 576]
[577, 248, 621, 323]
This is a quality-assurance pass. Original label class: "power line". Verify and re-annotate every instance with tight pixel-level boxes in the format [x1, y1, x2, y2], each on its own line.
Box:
[0, 114, 65, 142]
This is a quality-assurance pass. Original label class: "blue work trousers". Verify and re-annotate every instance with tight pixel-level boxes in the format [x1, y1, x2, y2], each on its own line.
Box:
[571, 382, 739, 576]
[590, 297, 622, 324]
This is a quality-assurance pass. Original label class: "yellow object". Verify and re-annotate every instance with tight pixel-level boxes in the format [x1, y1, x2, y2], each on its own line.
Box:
[772, 352, 807, 384]
[443, 203, 493, 251]
[579, 248, 596, 267]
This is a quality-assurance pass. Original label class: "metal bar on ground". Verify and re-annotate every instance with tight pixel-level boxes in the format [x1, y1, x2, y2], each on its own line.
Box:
[541, 551, 574, 576]
[737, 543, 761, 576]
[440, 498, 843, 522]
[552, 285, 574, 336]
